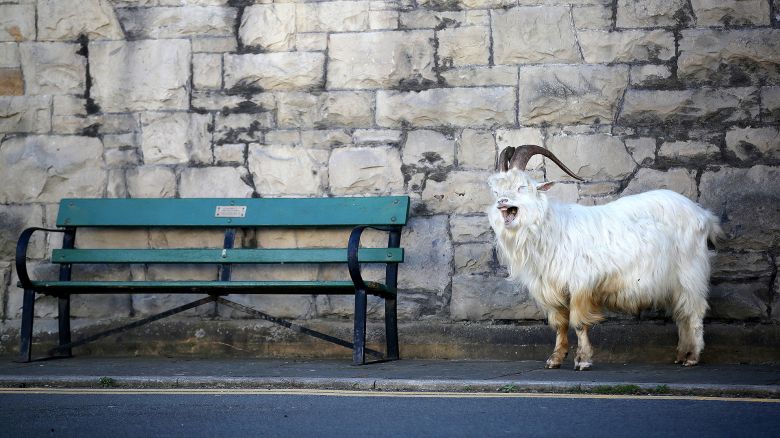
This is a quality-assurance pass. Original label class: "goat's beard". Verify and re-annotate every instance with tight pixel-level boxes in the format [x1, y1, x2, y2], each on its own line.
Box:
[487, 196, 549, 281]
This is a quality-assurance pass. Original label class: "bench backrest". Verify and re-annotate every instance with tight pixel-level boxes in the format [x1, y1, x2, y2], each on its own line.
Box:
[52, 197, 409, 265]
[57, 197, 409, 228]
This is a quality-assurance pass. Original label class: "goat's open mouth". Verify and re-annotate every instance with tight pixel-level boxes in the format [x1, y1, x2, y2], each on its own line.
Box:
[499, 206, 518, 225]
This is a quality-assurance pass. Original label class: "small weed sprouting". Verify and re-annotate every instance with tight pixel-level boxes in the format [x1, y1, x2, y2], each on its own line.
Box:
[98, 377, 116, 388]
[499, 384, 519, 393]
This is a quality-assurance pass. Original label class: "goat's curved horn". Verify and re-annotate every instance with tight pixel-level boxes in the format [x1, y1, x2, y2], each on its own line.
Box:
[497, 146, 516, 172]
[509, 145, 584, 181]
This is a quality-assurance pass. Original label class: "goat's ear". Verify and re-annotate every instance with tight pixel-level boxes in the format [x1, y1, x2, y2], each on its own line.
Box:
[536, 181, 555, 192]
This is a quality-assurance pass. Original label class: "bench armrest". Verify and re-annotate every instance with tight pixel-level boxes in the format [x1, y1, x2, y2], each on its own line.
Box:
[15, 227, 68, 290]
[348, 226, 398, 291]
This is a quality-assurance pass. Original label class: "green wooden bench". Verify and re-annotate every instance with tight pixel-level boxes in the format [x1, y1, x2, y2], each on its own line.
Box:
[15, 196, 410, 365]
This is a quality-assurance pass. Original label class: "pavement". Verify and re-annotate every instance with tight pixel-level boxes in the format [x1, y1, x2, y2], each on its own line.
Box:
[1, 356, 779, 397]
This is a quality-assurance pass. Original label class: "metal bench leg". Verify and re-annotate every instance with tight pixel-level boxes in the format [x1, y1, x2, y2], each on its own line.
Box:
[17, 289, 35, 363]
[385, 297, 399, 360]
[57, 295, 72, 357]
[352, 288, 367, 366]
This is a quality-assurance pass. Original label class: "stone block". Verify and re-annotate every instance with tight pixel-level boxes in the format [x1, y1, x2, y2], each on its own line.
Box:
[37, 0, 123, 41]
[400, 10, 467, 29]
[296, 1, 370, 32]
[579, 30, 675, 63]
[0, 262, 9, 319]
[215, 144, 246, 165]
[493, 7, 580, 64]
[149, 228, 225, 249]
[398, 215, 453, 291]
[328, 146, 404, 195]
[140, 112, 212, 165]
[625, 137, 656, 165]
[450, 215, 492, 243]
[377, 87, 515, 128]
[178, 167, 254, 198]
[126, 166, 177, 198]
[369, 10, 399, 30]
[214, 112, 273, 144]
[193, 53, 222, 89]
[495, 128, 544, 151]
[708, 282, 769, 320]
[403, 130, 455, 168]
[454, 243, 493, 275]
[619, 88, 759, 125]
[438, 26, 489, 67]
[0, 204, 45, 259]
[0, 5, 35, 42]
[699, 166, 779, 250]
[300, 130, 352, 149]
[630, 64, 672, 87]
[224, 52, 325, 91]
[117, 6, 235, 39]
[239, 4, 295, 51]
[90, 40, 190, 112]
[132, 292, 214, 318]
[276, 91, 373, 129]
[76, 229, 150, 249]
[691, 0, 770, 26]
[457, 130, 495, 170]
[0, 95, 51, 133]
[254, 228, 385, 249]
[622, 168, 697, 199]
[658, 140, 719, 161]
[218, 292, 316, 320]
[7, 263, 60, 318]
[421, 170, 492, 214]
[0, 135, 106, 203]
[248, 145, 329, 196]
[191, 37, 237, 53]
[519, 65, 629, 125]
[441, 65, 517, 87]
[296, 33, 328, 52]
[0, 68, 22, 95]
[0, 43, 20, 68]
[327, 30, 435, 89]
[573, 4, 613, 29]
[712, 251, 774, 281]
[451, 274, 544, 321]
[678, 29, 780, 86]
[264, 130, 301, 147]
[616, 0, 689, 28]
[545, 183, 579, 203]
[353, 129, 403, 145]
[761, 87, 780, 120]
[546, 134, 636, 182]
[725, 127, 780, 162]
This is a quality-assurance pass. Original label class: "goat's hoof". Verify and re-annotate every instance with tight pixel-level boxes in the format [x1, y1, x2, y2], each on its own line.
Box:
[574, 362, 592, 371]
[683, 359, 698, 367]
[545, 360, 561, 369]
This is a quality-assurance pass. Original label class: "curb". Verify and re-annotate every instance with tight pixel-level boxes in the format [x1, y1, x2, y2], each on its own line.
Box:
[1, 375, 777, 398]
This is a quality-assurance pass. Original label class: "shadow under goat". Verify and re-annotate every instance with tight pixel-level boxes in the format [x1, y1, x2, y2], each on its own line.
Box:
[487, 145, 723, 370]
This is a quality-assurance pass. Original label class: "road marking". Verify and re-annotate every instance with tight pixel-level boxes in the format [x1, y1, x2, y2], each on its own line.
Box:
[0, 387, 777, 403]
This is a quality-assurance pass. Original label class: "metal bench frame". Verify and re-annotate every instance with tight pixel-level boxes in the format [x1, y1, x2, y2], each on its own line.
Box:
[15, 197, 409, 365]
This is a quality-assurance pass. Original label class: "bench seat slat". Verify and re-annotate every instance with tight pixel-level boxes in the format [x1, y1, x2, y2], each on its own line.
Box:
[24, 280, 395, 297]
[52, 248, 404, 264]
[57, 197, 410, 228]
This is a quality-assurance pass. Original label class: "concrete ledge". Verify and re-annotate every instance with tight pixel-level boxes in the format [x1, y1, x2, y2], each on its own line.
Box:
[1, 319, 779, 364]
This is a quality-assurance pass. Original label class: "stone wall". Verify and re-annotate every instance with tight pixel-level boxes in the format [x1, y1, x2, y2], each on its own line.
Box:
[0, 0, 779, 359]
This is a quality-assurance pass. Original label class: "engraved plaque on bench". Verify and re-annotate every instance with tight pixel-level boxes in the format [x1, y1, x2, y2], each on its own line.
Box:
[215, 206, 247, 218]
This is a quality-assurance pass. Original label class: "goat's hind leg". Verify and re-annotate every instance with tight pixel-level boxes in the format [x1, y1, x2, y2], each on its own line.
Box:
[675, 315, 704, 367]
[545, 308, 569, 369]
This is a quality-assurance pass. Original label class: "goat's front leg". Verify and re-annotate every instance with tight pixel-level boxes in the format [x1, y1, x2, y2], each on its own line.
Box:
[574, 325, 593, 371]
[545, 308, 569, 369]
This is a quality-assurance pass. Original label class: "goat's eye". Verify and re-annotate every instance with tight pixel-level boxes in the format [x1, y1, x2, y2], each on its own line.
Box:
[517, 186, 526, 192]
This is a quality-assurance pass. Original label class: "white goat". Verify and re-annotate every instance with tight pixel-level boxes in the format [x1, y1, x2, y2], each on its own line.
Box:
[488, 145, 722, 370]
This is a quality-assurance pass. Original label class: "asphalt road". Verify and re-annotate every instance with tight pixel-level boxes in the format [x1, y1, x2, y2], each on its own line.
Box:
[1, 389, 778, 437]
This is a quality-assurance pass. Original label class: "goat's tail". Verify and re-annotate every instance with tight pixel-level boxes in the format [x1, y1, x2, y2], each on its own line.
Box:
[705, 211, 725, 248]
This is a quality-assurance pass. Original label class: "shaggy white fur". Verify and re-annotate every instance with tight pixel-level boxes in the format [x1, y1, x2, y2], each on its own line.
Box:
[488, 169, 723, 370]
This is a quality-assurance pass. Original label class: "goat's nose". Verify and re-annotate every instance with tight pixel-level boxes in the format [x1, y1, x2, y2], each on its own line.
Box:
[498, 198, 509, 204]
